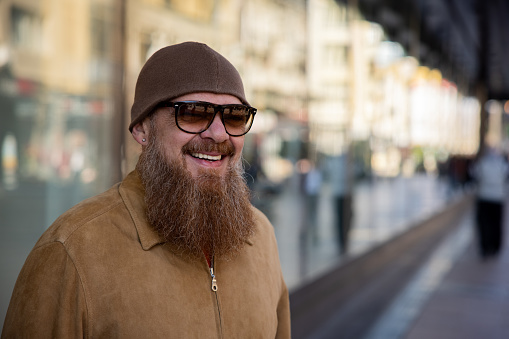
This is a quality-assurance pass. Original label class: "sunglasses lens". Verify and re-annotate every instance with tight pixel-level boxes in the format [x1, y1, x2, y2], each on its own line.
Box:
[174, 102, 255, 136]
[177, 103, 215, 133]
[223, 106, 254, 136]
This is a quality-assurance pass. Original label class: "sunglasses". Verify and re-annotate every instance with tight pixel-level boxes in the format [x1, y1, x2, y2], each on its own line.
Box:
[159, 101, 257, 137]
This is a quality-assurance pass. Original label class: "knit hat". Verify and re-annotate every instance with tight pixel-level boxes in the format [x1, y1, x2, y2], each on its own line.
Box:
[129, 42, 248, 132]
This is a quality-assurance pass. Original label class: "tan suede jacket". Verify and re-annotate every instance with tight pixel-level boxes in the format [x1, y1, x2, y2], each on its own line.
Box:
[2, 171, 291, 338]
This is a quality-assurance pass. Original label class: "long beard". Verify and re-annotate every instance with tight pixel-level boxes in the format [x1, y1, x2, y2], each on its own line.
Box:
[136, 132, 255, 260]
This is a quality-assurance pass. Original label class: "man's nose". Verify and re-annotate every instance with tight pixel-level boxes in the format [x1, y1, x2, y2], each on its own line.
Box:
[201, 113, 229, 143]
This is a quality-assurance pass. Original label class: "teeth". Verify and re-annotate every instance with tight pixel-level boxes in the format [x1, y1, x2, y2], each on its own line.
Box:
[191, 152, 222, 161]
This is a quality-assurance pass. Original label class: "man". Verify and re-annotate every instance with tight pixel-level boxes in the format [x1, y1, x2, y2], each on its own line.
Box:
[2, 42, 291, 338]
[471, 147, 508, 258]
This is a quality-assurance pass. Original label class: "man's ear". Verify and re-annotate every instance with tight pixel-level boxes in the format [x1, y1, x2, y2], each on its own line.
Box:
[132, 120, 149, 145]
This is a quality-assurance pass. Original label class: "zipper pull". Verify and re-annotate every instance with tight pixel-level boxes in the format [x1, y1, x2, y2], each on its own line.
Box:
[210, 267, 218, 292]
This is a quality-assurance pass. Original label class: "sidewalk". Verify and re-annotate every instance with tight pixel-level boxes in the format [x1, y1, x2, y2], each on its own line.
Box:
[404, 203, 509, 339]
[366, 198, 509, 339]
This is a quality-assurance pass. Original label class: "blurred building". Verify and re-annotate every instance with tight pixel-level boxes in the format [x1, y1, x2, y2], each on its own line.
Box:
[0, 0, 122, 226]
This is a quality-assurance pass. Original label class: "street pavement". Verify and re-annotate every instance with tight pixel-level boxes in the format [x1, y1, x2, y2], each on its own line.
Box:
[403, 200, 509, 339]
[365, 195, 509, 339]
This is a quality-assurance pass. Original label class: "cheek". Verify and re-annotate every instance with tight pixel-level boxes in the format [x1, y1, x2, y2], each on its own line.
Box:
[229, 140, 245, 167]
[232, 138, 245, 155]
[166, 134, 195, 155]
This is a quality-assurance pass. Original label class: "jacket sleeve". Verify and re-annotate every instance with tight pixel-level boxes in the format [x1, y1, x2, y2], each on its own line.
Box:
[276, 277, 291, 339]
[2, 242, 87, 339]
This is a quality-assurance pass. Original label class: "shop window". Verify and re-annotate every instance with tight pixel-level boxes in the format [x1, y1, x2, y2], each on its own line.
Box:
[10, 6, 43, 51]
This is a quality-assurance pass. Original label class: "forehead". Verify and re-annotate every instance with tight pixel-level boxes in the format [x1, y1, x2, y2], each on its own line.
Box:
[173, 92, 242, 105]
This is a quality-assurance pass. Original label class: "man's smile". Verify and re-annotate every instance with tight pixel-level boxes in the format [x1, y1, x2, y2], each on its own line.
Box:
[184, 151, 232, 176]
[181, 139, 237, 175]
[190, 152, 222, 161]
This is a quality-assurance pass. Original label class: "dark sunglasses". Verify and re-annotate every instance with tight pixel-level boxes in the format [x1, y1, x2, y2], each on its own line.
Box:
[159, 101, 257, 137]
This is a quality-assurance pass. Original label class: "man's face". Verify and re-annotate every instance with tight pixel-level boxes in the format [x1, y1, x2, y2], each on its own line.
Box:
[135, 92, 255, 258]
[146, 92, 245, 178]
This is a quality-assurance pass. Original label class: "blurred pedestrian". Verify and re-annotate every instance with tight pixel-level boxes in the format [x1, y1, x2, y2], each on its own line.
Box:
[471, 147, 508, 258]
[329, 153, 353, 254]
[304, 162, 322, 228]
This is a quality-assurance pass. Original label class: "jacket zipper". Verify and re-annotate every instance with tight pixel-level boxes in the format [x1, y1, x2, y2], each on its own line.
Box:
[208, 256, 222, 338]
[210, 267, 218, 291]
[209, 255, 218, 291]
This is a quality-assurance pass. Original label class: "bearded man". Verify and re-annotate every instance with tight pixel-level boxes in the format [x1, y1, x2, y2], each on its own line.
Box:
[2, 42, 291, 338]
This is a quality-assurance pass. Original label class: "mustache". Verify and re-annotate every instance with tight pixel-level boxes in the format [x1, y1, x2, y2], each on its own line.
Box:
[181, 139, 235, 156]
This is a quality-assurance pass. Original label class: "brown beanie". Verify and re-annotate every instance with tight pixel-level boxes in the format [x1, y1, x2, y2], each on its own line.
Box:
[129, 41, 248, 132]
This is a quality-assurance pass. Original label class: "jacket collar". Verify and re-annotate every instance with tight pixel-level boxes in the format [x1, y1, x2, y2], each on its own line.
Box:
[118, 170, 166, 250]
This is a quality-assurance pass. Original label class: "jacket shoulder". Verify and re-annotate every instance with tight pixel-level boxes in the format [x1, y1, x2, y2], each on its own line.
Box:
[251, 205, 271, 226]
[36, 183, 125, 247]
[249, 205, 279, 247]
